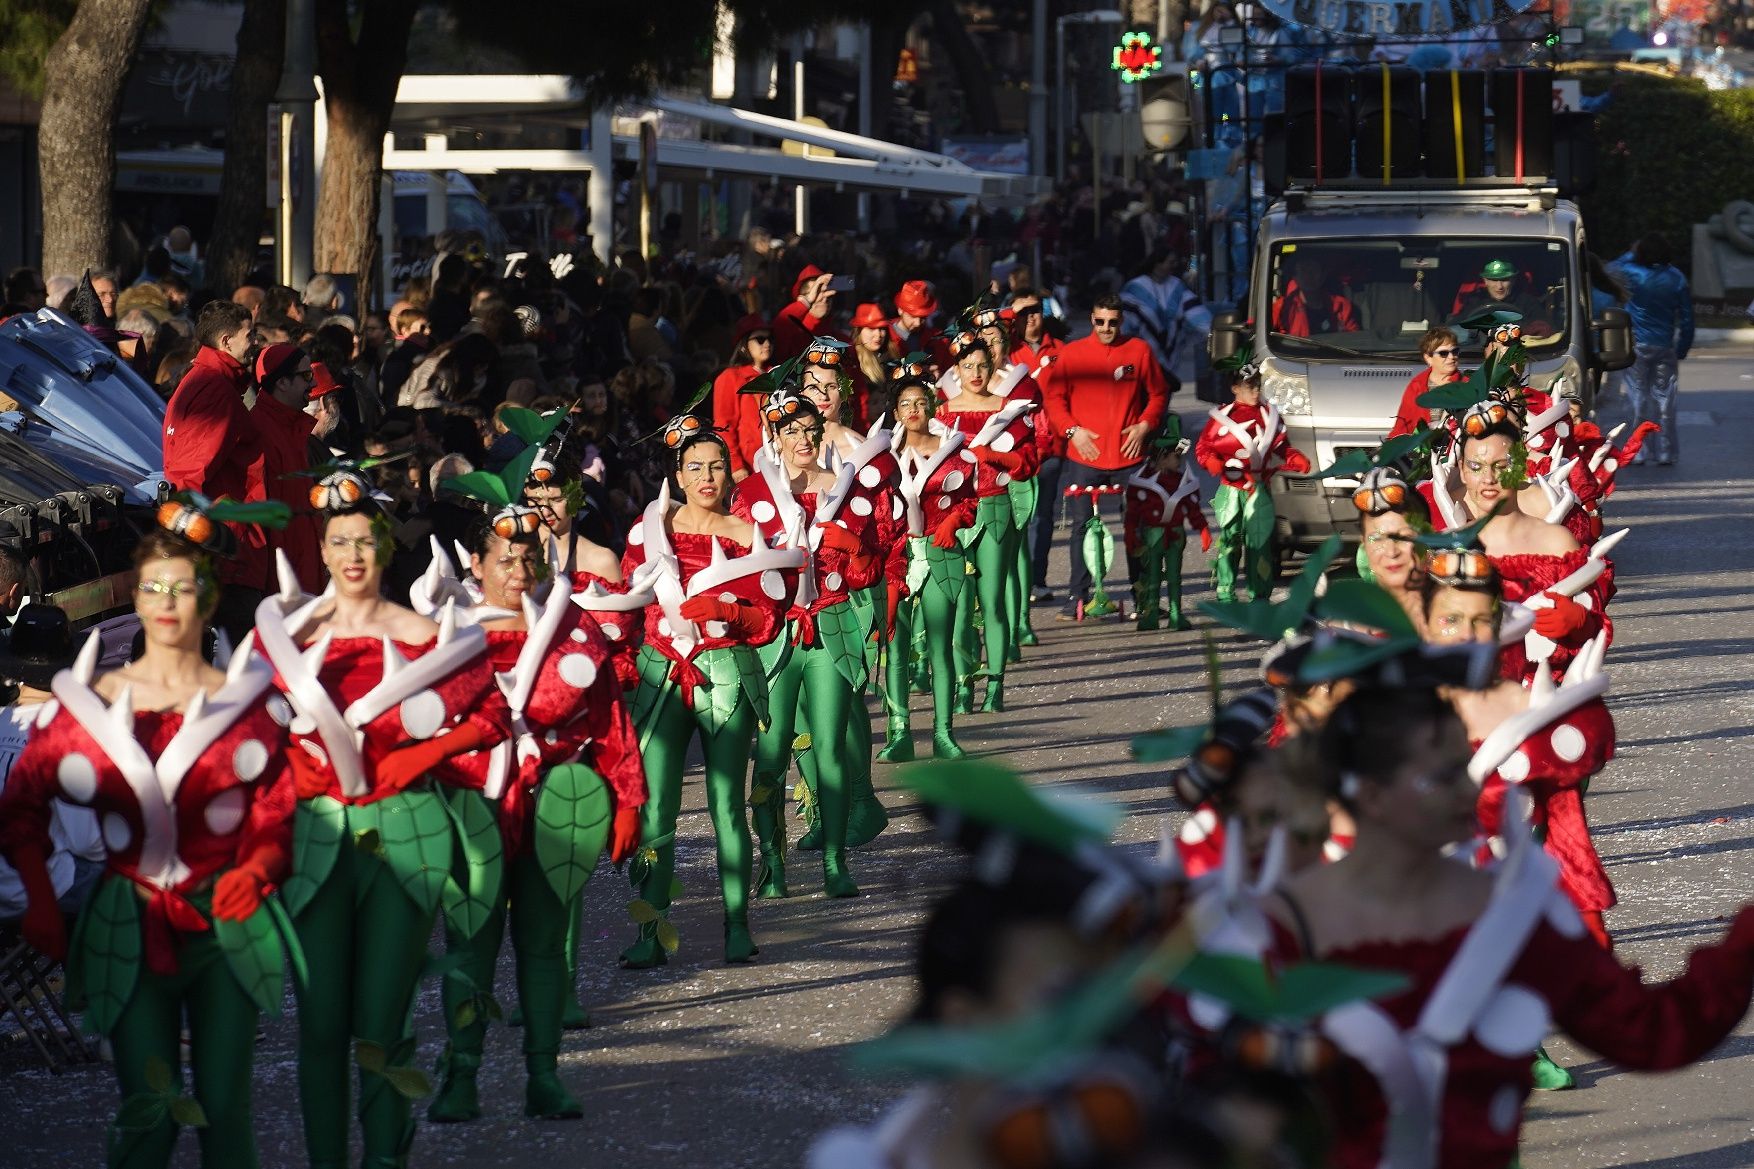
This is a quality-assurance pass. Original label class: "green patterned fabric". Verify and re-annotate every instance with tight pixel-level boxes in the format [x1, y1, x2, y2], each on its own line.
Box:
[531, 763, 612, 905]
[347, 790, 455, 917]
[438, 788, 506, 942]
[973, 492, 1015, 536]
[1211, 483, 1277, 602]
[635, 641, 765, 739]
[214, 900, 290, 1017]
[67, 874, 142, 1035]
[1133, 526, 1188, 627]
[1006, 475, 1039, 531]
[281, 796, 346, 917]
[810, 601, 871, 692]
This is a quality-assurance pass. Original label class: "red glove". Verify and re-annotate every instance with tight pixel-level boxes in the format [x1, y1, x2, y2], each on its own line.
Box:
[375, 722, 486, 797]
[1532, 592, 1588, 640]
[211, 848, 282, 922]
[884, 578, 904, 636]
[930, 512, 964, 549]
[289, 745, 331, 801]
[680, 595, 758, 639]
[1199, 527, 1213, 553]
[816, 522, 865, 555]
[976, 448, 1025, 473]
[11, 843, 67, 961]
[609, 804, 642, 865]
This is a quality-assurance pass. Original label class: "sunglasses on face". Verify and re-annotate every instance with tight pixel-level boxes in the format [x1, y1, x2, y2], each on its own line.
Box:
[1430, 348, 1459, 358]
[749, 333, 773, 344]
[1092, 316, 1121, 328]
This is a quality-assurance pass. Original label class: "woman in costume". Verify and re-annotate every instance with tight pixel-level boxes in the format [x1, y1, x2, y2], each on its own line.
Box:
[737, 390, 886, 899]
[877, 364, 979, 762]
[1355, 466, 1431, 632]
[253, 471, 507, 1169]
[1122, 425, 1211, 632]
[1195, 347, 1311, 604]
[618, 418, 802, 966]
[0, 500, 296, 1169]
[935, 331, 1038, 713]
[709, 313, 773, 479]
[971, 307, 1046, 653]
[422, 464, 648, 1122]
[1263, 683, 1754, 1169]
[523, 418, 623, 579]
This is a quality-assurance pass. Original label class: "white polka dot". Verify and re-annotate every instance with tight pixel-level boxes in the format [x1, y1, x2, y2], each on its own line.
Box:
[961, 449, 978, 463]
[233, 740, 269, 783]
[891, 497, 905, 520]
[936, 495, 953, 511]
[706, 621, 729, 638]
[400, 689, 447, 740]
[627, 525, 645, 547]
[850, 495, 873, 517]
[265, 695, 293, 726]
[1556, 421, 1570, 438]
[203, 788, 247, 836]
[58, 753, 98, 802]
[1134, 490, 1147, 501]
[943, 470, 966, 492]
[658, 618, 674, 637]
[544, 729, 561, 745]
[751, 500, 776, 524]
[35, 699, 59, 730]
[1550, 724, 1586, 763]
[1497, 749, 1530, 783]
[825, 571, 844, 592]
[995, 472, 1012, 486]
[290, 713, 316, 736]
[559, 654, 598, 689]
[571, 628, 592, 642]
[102, 812, 132, 852]
[761, 571, 788, 600]
[991, 431, 1016, 453]
[1474, 984, 1549, 1057]
[1529, 434, 1546, 450]
[859, 465, 882, 488]
[719, 591, 738, 604]
[600, 622, 623, 641]
[1488, 1085, 1521, 1135]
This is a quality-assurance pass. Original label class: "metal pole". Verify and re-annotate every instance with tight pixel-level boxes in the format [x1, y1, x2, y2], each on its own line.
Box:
[587, 108, 613, 264]
[1030, 0, 1048, 176]
[857, 23, 873, 231]
[793, 43, 807, 236]
[274, 0, 317, 290]
[1056, 18, 1067, 184]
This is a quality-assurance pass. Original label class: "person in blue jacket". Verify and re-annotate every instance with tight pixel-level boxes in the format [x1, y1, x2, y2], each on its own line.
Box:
[1610, 234, 1693, 466]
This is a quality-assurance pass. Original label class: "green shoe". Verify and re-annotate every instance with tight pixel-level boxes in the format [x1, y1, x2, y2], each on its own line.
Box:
[847, 794, 891, 848]
[561, 998, 592, 1030]
[823, 849, 861, 899]
[427, 1051, 482, 1123]
[1167, 610, 1190, 631]
[797, 823, 822, 852]
[876, 718, 914, 763]
[1135, 616, 1160, 632]
[1006, 645, 1023, 665]
[755, 849, 788, 899]
[1018, 629, 1039, 647]
[1531, 1049, 1575, 1091]
[524, 1058, 583, 1120]
[725, 919, 759, 964]
[980, 678, 1004, 713]
[955, 678, 975, 715]
[932, 728, 967, 760]
[619, 922, 669, 969]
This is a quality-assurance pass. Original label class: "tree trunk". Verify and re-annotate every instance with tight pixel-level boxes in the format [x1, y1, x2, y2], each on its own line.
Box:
[207, 0, 287, 297]
[36, 0, 154, 279]
[928, 0, 1000, 135]
[312, 0, 419, 311]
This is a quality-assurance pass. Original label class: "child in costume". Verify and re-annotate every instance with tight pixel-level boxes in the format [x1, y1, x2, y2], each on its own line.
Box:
[877, 361, 980, 763]
[0, 500, 296, 1169]
[618, 418, 803, 966]
[252, 471, 509, 1169]
[1123, 420, 1211, 632]
[738, 389, 886, 899]
[1195, 345, 1310, 602]
[420, 447, 649, 1122]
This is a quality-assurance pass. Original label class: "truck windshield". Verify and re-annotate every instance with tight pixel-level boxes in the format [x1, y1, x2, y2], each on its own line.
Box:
[1264, 238, 1570, 359]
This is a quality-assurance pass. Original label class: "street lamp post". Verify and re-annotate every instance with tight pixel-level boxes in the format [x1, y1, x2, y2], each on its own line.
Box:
[274, 0, 317, 290]
[1056, 9, 1126, 185]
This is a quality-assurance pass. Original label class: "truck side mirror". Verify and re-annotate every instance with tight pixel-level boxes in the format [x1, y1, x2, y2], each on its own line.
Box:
[1209, 311, 1245, 364]
[1592, 307, 1633, 372]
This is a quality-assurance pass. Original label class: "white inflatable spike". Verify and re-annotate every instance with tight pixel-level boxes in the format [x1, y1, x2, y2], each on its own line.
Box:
[1590, 526, 1629, 561]
[72, 629, 102, 685]
[276, 549, 302, 604]
[1219, 816, 1246, 902]
[546, 533, 563, 570]
[223, 636, 250, 682]
[437, 598, 458, 646]
[657, 477, 673, 510]
[452, 540, 472, 572]
[583, 578, 608, 598]
[1530, 659, 1557, 704]
[519, 593, 539, 629]
[107, 683, 135, 737]
[709, 534, 728, 569]
[1588, 444, 1613, 474]
[494, 670, 519, 694]
[183, 686, 208, 724]
[379, 635, 403, 681]
[429, 535, 456, 578]
[302, 629, 334, 673]
[1250, 825, 1288, 897]
[1606, 421, 1627, 443]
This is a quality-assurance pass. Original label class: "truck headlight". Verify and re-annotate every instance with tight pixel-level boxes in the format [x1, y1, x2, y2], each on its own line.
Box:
[1260, 360, 1311, 416]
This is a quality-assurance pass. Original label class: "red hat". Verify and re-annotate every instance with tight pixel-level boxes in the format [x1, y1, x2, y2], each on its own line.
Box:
[849, 302, 890, 330]
[733, 313, 770, 346]
[893, 280, 938, 319]
[307, 360, 340, 400]
[254, 342, 305, 387]
[791, 264, 826, 297]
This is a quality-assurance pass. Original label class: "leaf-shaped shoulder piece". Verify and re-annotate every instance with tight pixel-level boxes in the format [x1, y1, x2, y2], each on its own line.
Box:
[1310, 428, 1437, 480]
[498, 405, 567, 447]
[1171, 952, 1409, 1022]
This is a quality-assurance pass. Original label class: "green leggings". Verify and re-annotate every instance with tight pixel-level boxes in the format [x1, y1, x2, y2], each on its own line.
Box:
[294, 837, 435, 1168]
[753, 640, 859, 887]
[438, 849, 570, 1064]
[633, 684, 759, 931]
[956, 498, 1017, 687]
[885, 571, 962, 736]
[106, 931, 259, 1169]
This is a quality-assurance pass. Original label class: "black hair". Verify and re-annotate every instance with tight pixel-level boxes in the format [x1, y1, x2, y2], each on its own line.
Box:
[1092, 293, 1124, 314]
[1309, 685, 1463, 810]
[674, 428, 733, 474]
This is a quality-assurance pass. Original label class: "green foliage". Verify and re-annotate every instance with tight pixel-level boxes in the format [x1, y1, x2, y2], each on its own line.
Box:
[534, 763, 612, 904]
[0, 2, 77, 99]
[1580, 71, 1754, 273]
[355, 1039, 433, 1099]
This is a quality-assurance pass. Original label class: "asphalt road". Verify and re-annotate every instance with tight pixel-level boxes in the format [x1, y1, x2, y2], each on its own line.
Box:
[3, 351, 1751, 1168]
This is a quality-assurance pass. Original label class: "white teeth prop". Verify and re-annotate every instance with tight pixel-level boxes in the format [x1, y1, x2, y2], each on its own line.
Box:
[73, 630, 101, 685]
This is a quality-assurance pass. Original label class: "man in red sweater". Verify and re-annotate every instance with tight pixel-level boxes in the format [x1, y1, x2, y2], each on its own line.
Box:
[1041, 294, 1172, 617]
[247, 343, 325, 592]
[162, 300, 267, 641]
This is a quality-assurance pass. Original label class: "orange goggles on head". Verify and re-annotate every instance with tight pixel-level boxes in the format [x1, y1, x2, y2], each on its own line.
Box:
[1461, 401, 1511, 437]
[1490, 323, 1522, 346]
[763, 393, 806, 425]
[948, 331, 984, 360]
[970, 308, 1004, 330]
[803, 347, 843, 368]
[309, 470, 369, 511]
[1427, 548, 1494, 584]
[490, 505, 543, 540]
[156, 501, 216, 548]
[660, 414, 704, 449]
[889, 358, 929, 382]
[1352, 473, 1409, 514]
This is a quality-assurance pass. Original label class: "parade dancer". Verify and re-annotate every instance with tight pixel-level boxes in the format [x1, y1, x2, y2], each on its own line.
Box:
[1263, 683, 1754, 1169]
[0, 502, 295, 1169]
[877, 364, 979, 763]
[421, 461, 649, 1122]
[1195, 346, 1310, 602]
[1122, 422, 1210, 631]
[972, 307, 1045, 654]
[618, 419, 801, 966]
[1354, 466, 1432, 631]
[935, 332, 1038, 712]
[253, 471, 508, 1169]
[737, 391, 885, 899]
